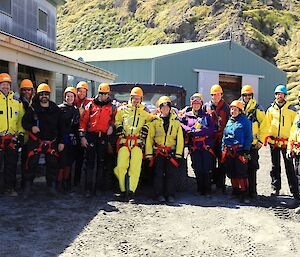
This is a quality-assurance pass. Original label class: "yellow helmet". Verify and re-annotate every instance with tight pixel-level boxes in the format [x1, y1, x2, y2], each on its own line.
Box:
[64, 86, 77, 96]
[230, 100, 244, 111]
[37, 83, 51, 94]
[98, 83, 110, 93]
[210, 84, 223, 94]
[0, 73, 12, 84]
[130, 86, 143, 98]
[190, 93, 204, 103]
[157, 96, 171, 107]
[241, 85, 254, 95]
[20, 79, 34, 89]
[76, 81, 89, 91]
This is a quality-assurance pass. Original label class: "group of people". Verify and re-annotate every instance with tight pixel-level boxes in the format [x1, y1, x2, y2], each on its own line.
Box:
[1, 71, 300, 206]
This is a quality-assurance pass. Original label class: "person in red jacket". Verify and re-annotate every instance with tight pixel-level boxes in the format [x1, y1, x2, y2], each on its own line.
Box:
[79, 83, 115, 197]
[73, 81, 92, 187]
[203, 84, 230, 193]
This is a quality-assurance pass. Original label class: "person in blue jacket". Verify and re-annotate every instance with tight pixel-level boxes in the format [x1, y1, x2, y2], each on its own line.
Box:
[181, 93, 215, 196]
[222, 100, 253, 203]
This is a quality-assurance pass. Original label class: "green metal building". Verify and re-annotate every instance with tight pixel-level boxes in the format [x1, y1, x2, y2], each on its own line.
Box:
[61, 40, 286, 108]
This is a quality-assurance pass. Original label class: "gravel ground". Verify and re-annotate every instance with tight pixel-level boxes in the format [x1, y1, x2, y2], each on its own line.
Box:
[0, 147, 300, 257]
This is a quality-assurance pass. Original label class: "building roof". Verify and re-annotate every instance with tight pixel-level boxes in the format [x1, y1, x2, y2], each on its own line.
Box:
[60, 40, 228, 62]
[0, 31, 116, 82]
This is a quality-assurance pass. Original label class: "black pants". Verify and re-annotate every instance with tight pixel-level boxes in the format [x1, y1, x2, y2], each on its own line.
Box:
[191, 149, 212, 194]
[0, 146, 18, 191]
[211, 142, 226, 189]
[224, 155, 248, 179]
[85, 132, 108, 193]
[60, 144, 76, 168]
[270, 146, 299, 199]
[248, 147, 259, 197]
[74, 144, 85, 186]
[153, 154, 177, 197]
[26, 138, 59, 186]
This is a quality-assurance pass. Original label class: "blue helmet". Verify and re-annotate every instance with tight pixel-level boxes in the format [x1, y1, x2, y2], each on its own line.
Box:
[274, 85, 287, 95]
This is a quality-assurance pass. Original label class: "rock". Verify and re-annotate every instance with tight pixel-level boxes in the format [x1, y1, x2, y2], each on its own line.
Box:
[295, 207, 300, 214]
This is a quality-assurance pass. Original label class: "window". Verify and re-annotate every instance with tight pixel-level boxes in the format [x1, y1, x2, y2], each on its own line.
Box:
[0, 0, 12, 15]
[38, 9, 47, 32]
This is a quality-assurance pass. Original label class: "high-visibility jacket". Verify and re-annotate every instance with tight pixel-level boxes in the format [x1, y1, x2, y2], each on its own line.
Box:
[0, 91, 24, 135]
[288, 112, 300, 155]
[115, 102, 153, 145]
[242, 98, 267, 145]
[80, 97, 114, 133]
[145, 110, 184, 158]
[265, 101, 297, 147]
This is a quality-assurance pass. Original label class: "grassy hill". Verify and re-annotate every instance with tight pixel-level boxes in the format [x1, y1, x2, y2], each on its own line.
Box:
[57, 0, 300, 107]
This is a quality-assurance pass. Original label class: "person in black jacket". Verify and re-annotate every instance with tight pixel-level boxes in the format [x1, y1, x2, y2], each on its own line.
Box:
[22, 83, 65, 198]
[57, 87, 80, 192]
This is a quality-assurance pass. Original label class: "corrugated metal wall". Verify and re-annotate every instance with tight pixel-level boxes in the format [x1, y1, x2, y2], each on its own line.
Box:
[154, 42, 286, 108]
[0, 0, 56, 50]
[91, 59, 153, 84]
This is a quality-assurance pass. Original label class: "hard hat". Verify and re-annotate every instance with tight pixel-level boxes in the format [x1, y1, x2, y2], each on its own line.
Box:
[0, 73, 12, 84]
[190, 93, 204, 103]
[76, 81, 89, 91]
[210, 84, 223, 94]
[241, 85, 254, 95]
[64, 86, 77, 96]
[20, 79, 34, 89]
[274, 85, 287, 95]
[230, 100, 244, 111]
[130, 87, 143, 98]
[98, 83, 110, 93]
[37, 83, 51, 94]
[157, 96, 171, 107]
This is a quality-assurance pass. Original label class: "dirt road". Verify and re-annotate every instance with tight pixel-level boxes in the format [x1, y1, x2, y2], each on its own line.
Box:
[1, 147, 300, 257]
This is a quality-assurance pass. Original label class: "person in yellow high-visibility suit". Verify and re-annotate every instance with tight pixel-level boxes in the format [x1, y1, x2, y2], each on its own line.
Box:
[145, 96, 184, 203]
[0, 73, 25, 196]
[114, 87, 153, 201]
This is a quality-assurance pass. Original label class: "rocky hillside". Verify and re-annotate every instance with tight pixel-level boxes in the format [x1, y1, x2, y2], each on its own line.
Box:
[57, 0, 300, 106]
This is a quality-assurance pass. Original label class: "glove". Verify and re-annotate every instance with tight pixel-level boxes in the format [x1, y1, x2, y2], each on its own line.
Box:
[140, 125, 149, 139]
[286, 151, 293, 160]
[116, 126, 124, 137]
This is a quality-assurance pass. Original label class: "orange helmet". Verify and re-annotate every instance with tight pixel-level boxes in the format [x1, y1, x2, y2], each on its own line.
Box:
[0, 73, 12, 84]
[241, 85, 254, 95]
[130, 87, 143, 98]
[64, 86, 77, 96]
[210, 84, 223, 94]
[157, 96, 171, 107]
[98, 83, 110, 93]
[190, 93, 204, 103]
[37, 83, 51, 94]
[20, 79, 34, 89]
[76, 81, 89, 91]
[230, 100, 244, 112]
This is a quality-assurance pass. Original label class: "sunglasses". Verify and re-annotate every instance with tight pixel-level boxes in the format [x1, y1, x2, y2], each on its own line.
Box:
[22, 88, 33, 92]
[242, 94, 252, 97]
[99, 92, 108, 95]
[39, 92, 50, 96]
